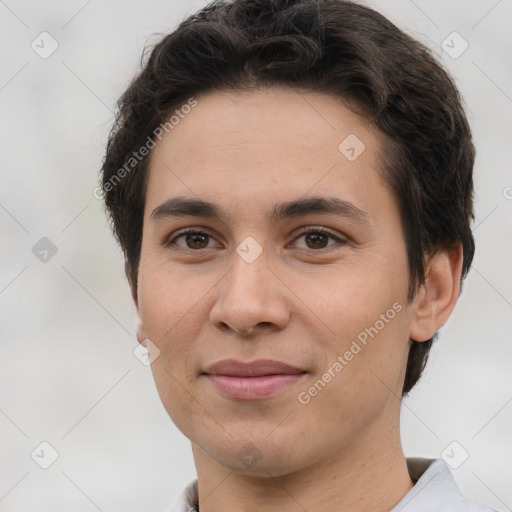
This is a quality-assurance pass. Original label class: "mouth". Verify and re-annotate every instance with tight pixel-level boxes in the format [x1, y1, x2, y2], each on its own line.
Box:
[201, 359, 308, 400]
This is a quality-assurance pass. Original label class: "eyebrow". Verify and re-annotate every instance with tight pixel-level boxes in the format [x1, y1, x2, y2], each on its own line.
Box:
[150, 195, 371, 226]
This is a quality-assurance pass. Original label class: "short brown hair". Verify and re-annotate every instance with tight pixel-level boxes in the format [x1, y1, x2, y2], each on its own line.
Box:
[101, 0, 476, 395]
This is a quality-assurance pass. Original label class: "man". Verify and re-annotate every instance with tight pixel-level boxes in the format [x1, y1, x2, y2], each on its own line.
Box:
[100, 0, 496, 510]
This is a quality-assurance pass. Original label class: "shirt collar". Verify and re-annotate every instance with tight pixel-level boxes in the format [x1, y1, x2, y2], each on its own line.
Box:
[169, 458, 494, 512]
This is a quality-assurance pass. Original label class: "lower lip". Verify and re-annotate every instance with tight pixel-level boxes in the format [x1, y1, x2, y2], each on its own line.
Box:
[205, 373, 306, 400]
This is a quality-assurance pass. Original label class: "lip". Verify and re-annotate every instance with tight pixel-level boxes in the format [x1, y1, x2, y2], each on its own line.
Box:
[203, 359, 305, 377]
[202, 359, 307, 400]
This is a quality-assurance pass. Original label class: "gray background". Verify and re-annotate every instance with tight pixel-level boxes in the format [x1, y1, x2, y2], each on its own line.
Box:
[1, 0, 511, 511]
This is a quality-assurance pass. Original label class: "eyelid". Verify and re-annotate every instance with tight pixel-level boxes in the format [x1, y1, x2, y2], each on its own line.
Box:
[292, 225, 345, 240]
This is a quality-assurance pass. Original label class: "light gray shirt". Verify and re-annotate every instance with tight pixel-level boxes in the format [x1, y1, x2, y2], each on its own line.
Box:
[167, 458, 497, 512]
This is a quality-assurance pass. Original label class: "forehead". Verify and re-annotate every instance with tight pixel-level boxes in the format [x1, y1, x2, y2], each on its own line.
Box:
[145, 87, 390, 225]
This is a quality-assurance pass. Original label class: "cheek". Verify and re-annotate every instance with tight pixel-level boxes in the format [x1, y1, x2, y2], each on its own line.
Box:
[299, 256, 411, 404]
[299, 315, 410, 441]
[137, 258, 215, 371]
[137, 255, 203, 340]
[149, 357, 201, 439]
[141, 294, 206, 436]
[137, 265, 202, 394]
[139, 288, 202, 370]
[303, 252, 409, 346]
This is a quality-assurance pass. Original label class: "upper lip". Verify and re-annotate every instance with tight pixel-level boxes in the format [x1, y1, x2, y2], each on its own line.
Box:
[202, 359, 306, 377]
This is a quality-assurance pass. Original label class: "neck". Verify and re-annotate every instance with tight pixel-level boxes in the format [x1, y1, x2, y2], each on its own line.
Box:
[191, 416, 414, 512]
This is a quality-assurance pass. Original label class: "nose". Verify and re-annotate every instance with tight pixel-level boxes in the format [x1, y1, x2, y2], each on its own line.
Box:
[209, 249, 291, 336]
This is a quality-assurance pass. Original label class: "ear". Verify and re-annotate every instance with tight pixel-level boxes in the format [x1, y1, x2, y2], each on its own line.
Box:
[409, 243, 464, 342]
[130, 279, 147, 346]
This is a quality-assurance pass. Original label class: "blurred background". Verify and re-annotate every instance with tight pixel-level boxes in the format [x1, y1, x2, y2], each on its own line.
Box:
[1, 0, 511, 511]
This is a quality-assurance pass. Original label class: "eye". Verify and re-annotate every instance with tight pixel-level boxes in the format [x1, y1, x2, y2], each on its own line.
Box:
[165, 226, 347, 252]
[166, 228, 218, 250]
[290, 227, 347, 251]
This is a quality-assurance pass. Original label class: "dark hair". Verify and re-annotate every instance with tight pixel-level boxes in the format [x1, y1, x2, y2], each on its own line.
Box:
[101, 0, 475, 396]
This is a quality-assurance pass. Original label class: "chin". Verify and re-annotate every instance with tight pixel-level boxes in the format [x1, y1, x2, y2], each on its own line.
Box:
[198, 432, 315, 478]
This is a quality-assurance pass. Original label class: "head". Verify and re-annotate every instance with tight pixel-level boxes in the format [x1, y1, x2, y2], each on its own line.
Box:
[101, 0, 474, 476]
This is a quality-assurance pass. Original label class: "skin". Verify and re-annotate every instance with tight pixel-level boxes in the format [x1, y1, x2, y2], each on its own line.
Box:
[133, 87, 463, 512]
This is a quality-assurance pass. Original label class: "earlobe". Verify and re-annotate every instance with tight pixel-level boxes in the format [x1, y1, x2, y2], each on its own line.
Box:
[409, 244, 464, 342]
[135, 314, 148, 346]
[131, 281, 147, 345]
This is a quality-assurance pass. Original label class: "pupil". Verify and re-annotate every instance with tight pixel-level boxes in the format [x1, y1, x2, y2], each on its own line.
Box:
[307, 232, 327, 249]
[188, 233, 208, 249]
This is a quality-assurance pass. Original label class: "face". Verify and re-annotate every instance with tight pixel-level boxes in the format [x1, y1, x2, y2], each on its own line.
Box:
[135, 87, 417, 477]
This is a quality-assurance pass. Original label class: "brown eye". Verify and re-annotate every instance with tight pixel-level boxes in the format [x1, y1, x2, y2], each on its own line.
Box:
[184, 232, 210, 249]
[167, 229, 215, 250]
[292, 228, 346, 251]
[304, 232, 329, 249]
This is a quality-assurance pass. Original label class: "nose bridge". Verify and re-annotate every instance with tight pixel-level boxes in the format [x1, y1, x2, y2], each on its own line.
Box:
[210, 243, 290, 334]
[226, 244, 271, 303]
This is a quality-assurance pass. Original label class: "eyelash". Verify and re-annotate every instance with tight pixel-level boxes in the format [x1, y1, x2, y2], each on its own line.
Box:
[165, 226, 347, 252]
